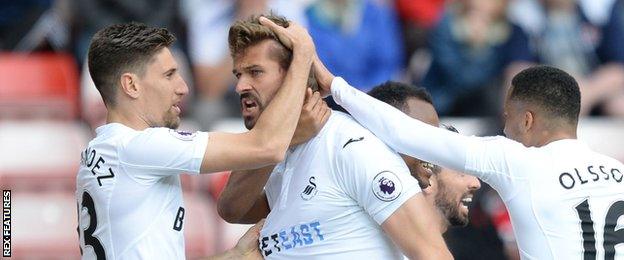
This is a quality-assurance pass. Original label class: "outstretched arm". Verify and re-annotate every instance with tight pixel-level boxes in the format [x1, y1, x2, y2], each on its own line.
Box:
[331, 77, 470, 172]
[199, 19, 316, 173]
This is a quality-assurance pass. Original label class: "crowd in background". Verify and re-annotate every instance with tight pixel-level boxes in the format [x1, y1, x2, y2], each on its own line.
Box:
[2, 0, 624, 259]
[3, 0, 624, 125]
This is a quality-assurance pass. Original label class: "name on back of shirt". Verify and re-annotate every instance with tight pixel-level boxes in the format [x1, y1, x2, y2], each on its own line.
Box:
[80, 147, 115, 186]
[558, 165, 622, 190]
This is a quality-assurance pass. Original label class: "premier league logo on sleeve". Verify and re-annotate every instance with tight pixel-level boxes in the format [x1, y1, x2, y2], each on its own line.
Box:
[372, 171, 402, 201]
[169, 129, 197, 141]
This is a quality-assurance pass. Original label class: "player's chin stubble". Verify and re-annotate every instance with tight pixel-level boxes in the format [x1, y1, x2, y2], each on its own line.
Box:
[163, 113, 180, 129]
[435, 186, 469, 227]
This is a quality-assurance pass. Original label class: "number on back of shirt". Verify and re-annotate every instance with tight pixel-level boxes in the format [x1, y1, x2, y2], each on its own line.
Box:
[574, 199, 624, 260]
[77, 191, 106, 260]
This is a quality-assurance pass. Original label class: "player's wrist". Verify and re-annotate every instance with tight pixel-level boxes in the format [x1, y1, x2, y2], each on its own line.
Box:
[229, 245, 258, 260]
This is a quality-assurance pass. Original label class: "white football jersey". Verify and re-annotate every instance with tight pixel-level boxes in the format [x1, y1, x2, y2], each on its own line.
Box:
[331, 77, 624, 260]
[75, 123, 208, 259]
[465, 137, 624, 260]
[260, 112, 422, 259]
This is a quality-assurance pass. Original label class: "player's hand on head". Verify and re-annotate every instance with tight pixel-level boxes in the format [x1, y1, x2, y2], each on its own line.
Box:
[233, 219, 265, 259]
[291, 89, 332, 146]
[312, 55, 334, 97]
[259, 17, 315, 60]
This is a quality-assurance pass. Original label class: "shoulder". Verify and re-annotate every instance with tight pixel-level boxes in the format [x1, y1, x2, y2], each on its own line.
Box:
[324, 112, 390, 150]
[325, 112, 404, 166]
[119, 127, 206, 164]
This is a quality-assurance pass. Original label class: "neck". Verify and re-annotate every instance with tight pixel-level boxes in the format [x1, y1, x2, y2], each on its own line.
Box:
[106, 107, 150, 131]
[534, 128, 577, 147]
[436, 210, 450, 233]
[288, 112, 332, 147]
[429, 199, 450, 233]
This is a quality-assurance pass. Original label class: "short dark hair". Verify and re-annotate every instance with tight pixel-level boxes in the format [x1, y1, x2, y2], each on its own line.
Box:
[88, 22, 176, 107]
[228, 14, 291, 69]
[228, 13, 318, 91]
[510, 65, 581, 125]
[368, 81, 433, 110]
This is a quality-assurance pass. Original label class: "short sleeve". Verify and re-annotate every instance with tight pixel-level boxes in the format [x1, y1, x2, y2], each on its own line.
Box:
[119, 128, 209, 178]
[464, 136, 528, 200]
[335, 135, 421, 225]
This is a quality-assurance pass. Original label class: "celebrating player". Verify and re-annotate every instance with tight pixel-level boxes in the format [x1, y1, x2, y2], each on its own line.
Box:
[76, 21, 312, 259]
[368, 82, 482, 233]
[315, 54, 624, 258]
[217, 15, 452, 259]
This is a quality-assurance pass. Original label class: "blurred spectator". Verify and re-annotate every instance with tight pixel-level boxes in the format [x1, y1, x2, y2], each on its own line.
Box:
[598, 0, 624, 62]
[307, 0, 404, 91]
[0, 0, 69, 52]
[598, 0, 624, 116]
[70, 0, 184, 63]
[181, 0, 310, 129]
[510, 0, 624, 116]
[421, 0, 534, 117]
[395, 0, 446, 82]
[396, 0, 445, 30]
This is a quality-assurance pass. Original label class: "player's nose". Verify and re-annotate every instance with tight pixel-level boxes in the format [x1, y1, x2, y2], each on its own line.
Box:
[176, 78, 189, 96]
[235, 78, 252, 94]
[467, 176, 481, 191]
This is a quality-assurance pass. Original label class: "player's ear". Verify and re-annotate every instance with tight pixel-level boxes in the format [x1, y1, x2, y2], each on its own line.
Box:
[422, 175, 437, 195]
[523, 110, 534, 133]
[120, 73, 140, 99]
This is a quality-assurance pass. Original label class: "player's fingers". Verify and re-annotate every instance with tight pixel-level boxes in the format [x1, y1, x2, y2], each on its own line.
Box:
[303, 88, 314, 111]
[312, 97, 327, 117]
[308, 91, 322, 112]
[259, 17, 292, 48]
[244, 218, 265, 237]
[251, 218, 265, 233]
[319, 105, 331, 125]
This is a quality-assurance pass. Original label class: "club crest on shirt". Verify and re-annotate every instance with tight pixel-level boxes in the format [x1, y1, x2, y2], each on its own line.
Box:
[301, 176, 318, 201]
[372, 171, 402, 201]
[169, 129, 197, 141]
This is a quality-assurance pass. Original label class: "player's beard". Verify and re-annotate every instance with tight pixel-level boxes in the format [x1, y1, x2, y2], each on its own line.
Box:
[435, 182, 469, 227]
[163, 110, 180, 129]
[241, 92, 265, 130]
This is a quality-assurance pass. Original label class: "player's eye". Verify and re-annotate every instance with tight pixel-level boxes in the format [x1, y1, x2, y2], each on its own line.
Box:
[251, 69, 263, 77]
[234, 72, 241, 79]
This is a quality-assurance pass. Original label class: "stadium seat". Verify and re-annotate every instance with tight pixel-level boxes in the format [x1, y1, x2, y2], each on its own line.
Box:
[0, 52, 80, 119]
[183, 191, 218, 258]
[10, 190, 80, 259]
[0, 120, 91, 188]
[8, 191, 218, 259]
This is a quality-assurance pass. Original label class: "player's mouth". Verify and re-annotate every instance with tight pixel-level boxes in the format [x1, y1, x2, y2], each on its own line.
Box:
[460, 196, 473, 209]
[240, 95, 259, 117]
[172, 102, 181, 115]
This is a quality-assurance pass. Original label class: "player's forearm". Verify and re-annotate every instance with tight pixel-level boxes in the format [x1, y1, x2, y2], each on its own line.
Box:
[202, 248, 259, 260]
[331, 77, 469, 172]
[251, 52, 312, 160]
[217, 166, 273, 223]
[312, 54, 334, 93]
